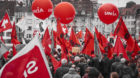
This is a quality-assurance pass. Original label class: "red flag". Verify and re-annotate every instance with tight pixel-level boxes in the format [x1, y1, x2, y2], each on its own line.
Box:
[131, 40, 140, 57]
[76, 30, 83, 39]
[0, 12, 12, 32]
[110, 32, 114, 38]
[3, 51, 9, 60]
[52, 30, 58, 48]
[56, 21, 69, 54]
[107, 45, 114, 59]
[84, 28, 94, 43]
[69, 28, 81, 46]
[114, 17, 135, 52]
[50, 54, 61, 72]
[82, 28, 94, 56]
[57, 21, 64, 39]
[95, 27, 109, 48]
[42, 28, 51, 55]
[95, 27, 110, 54]
[11, 22, 20, 45]
[62, 24, 68, 35]
[114, 37, 129, 60]
[12, 44, 17, 56]
[0, 34, 52, 78]
[61, 46, 68, 60]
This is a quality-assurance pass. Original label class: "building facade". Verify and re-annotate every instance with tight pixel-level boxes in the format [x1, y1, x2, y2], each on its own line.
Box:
[1, 0, 140, 48]
[120, 4, 140, 39]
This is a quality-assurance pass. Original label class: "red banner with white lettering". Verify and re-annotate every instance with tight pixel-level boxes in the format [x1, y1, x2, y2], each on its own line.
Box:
[0, 34, 52, 78]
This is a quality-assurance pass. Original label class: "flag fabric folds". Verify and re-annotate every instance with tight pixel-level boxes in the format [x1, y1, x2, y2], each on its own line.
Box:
[41, 27, 51, 55]
[11, 22, 20, 45]
[114, 17, 135, 52]
[57, 21, 64, 39]
[0, 34, 52, 78]
[95, 27, 109, 48]
[113, 37, 129, 60]
[12, 44, 17, 56]
[82, 28, 94, 56]
[76, 30, 83, 39]
[69, 28, 81, 47]
[50, 54, 61, 73]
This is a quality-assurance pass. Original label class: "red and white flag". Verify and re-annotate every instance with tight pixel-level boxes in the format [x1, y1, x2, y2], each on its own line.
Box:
[0, 34, 52, 78]
[0, 12, 12, 32]
[62, 25, 68, 35]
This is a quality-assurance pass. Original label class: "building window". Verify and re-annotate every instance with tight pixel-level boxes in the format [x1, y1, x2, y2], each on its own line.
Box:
[27, 13, 32, 16]
[131, 21, 135, 25]
[0, 32, 4, 36]
[6, 32, 11, 36]
[128, 16, 130, 19]
[131, 28, 135, 32]
[128, 21, 130, 25]
[27, 26, 32, 30]
[27, 19, 32, 24]
[26, 34, 32, 38]
[132, 16, 135, 19]
[125, 16, 127, 19]
[5, 39, 11, 44]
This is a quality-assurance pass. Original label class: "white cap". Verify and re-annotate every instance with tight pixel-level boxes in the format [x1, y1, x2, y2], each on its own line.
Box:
[121, 58, 126, 63]
[74, 56, 80, 61]
[61, 58, 67, 64]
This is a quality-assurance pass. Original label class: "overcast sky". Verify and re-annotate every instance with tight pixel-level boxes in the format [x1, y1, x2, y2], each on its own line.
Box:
[98, 0, 140, 7]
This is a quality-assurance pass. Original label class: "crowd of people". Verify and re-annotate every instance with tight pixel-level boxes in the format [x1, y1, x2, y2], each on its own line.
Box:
[0, 40, 140, 78]
[0, 33, 140, 78]
[47, 52, 140, 78]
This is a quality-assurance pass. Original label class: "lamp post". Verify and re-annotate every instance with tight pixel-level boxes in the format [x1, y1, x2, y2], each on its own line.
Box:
[134, 9, 140, 39]
[134, 11, 138, 39]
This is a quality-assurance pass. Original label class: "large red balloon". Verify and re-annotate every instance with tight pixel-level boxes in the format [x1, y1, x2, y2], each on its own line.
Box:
[32, 0, 53, 20]
[54, 2, 76, 24]
[98, 3, 119, 24]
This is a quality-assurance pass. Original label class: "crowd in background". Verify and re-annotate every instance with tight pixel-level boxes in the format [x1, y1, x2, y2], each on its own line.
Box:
[46, 48, 140, 78]
[0, 38, 140, 78]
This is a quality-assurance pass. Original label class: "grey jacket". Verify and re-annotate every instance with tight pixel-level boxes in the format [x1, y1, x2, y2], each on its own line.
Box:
[63, 68, 81, 78]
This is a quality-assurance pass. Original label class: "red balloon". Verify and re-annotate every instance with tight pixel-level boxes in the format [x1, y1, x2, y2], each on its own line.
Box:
[32, 0, 53, 20]
[54, 2, 76, 24]
[98, 3, 119, 24]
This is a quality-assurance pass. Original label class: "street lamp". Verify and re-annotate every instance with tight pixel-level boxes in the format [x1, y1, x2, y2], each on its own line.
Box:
[134, 9, 140, 39]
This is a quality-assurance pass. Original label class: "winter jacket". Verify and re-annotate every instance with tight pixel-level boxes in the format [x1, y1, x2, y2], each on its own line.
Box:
[63, 68, 81, 78]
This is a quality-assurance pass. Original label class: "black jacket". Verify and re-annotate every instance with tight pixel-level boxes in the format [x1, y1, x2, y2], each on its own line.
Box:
[54, 65, 69, 78]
